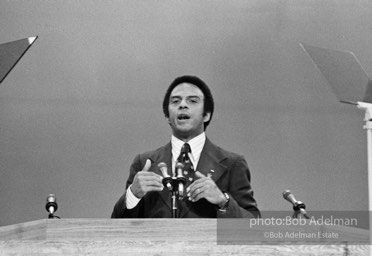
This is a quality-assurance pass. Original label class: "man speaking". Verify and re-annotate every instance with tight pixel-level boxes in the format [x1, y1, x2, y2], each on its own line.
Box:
[111, 75, 260, 218]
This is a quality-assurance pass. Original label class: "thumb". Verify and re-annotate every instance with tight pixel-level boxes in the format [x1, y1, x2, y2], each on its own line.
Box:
[195, 171, 206, 179]
[142, 159, 152, 172]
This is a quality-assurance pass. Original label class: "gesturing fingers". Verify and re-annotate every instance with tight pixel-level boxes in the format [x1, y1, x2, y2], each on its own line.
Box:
[186, 177, 213, 202]
[131, 160, 164, 198]
[141, 159, 152, 172]
[136, 171, 163, 184]
[186, 172, 225, 205]
[136, 178, 164, 193]
[187, 186, 206, 202]
[194, 171, 206, 179]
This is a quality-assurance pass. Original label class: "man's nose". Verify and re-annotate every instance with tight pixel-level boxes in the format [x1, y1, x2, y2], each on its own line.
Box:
[179, 99, 188, 108]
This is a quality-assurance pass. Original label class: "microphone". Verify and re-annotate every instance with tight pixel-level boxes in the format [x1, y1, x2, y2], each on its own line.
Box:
[158, 162, 173, 191]
[282, 190, 309, 219]
[175, 162, 186, 199]
[46, 194, 58, 217]
[283, 190, 299, 206]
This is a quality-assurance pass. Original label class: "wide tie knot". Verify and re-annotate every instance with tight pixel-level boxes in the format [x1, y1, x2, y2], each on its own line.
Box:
[181, 143, 191, 154]
[178, 143, 191, 163]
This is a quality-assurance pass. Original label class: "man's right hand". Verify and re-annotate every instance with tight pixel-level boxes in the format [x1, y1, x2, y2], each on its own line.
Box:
[130, 159, 164, 198]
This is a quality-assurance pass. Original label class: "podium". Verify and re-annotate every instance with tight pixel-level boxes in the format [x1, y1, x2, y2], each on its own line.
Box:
[0, 219, 369, 255]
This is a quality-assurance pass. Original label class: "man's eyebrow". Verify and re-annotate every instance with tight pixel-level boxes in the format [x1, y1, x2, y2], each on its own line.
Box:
[169, 95, 182, 101]
[170, 95, 202, 99]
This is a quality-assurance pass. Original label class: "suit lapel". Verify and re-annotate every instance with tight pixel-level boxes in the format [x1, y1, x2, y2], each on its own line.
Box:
[195, 138, 228, 182]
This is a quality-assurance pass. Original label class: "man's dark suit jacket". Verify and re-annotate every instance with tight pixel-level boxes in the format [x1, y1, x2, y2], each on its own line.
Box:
[111, 138, 260, 218]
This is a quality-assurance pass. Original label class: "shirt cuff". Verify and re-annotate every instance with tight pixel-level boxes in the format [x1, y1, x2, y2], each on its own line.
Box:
[126, 185, 141, 209]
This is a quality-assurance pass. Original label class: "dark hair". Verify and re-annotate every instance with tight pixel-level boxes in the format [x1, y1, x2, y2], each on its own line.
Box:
[162, 75, 214, 130]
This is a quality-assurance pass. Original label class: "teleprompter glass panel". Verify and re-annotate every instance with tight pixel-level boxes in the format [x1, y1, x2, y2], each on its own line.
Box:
[0, 36, 37, 84]
[301, 43, 372, 104]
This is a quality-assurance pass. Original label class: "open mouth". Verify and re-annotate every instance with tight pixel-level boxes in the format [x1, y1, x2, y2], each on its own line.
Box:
[177, 114, 190, 120]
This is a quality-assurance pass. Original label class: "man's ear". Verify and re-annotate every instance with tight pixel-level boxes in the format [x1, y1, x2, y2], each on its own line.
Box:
[166, 117, 171, 124]
[203, 112, 211, 122]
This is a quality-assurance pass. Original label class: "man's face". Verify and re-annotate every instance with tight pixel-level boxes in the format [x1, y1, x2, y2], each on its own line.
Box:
[167, 83, 211, 141]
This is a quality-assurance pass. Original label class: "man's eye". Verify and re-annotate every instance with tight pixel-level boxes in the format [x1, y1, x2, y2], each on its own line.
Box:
[171, 99, 180, 104]
[188, 98, 199, 104]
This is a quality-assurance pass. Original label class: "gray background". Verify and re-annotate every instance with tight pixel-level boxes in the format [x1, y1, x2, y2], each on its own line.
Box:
[0, 0, 370, 226]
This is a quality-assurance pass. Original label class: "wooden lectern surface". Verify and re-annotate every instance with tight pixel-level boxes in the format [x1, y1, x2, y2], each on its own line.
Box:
[0, 218, 370, 255]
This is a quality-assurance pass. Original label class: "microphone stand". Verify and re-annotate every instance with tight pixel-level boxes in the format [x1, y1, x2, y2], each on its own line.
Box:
[48, 213, 61, 219]
[163, 177, 181, 218]
[161, 163, 186, 218]
[171, 177, 178, 218]
[356, 102, 372, 248]
[161, 162, 186, 218]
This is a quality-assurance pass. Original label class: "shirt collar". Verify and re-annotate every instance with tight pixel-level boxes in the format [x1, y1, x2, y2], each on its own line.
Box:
[171, 132, 206, 162]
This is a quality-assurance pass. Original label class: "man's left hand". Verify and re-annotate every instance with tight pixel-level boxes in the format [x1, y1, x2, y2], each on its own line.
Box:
[186, 171, 226, 206]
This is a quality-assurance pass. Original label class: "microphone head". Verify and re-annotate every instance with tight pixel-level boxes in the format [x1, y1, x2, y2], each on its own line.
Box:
[175, 162, 185, 177]
[158, 162, 170, 178]
[157, 162, 167, 169]
[175, 162, 184, 169]
[282, 190, 299, 206]
[283, 190, 308, 217]
[46, 194, 58, 213]
[282, 190, 291, 200]
[47, 194, 56, 203]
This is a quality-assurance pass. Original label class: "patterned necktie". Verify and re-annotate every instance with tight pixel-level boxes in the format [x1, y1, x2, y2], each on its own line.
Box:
[177, 143, 195, 186]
